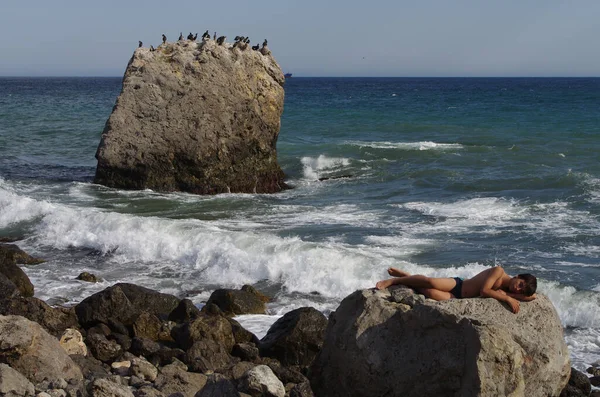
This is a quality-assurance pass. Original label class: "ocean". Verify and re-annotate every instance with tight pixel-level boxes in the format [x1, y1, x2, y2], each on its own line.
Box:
[1, 77, 599, 371]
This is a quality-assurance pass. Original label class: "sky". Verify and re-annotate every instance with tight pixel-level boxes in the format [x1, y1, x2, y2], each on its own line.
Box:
[0, 0, 598, 77]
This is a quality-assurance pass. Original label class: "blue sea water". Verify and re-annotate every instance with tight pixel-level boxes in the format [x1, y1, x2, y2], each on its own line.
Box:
[1, 77, 600, 370]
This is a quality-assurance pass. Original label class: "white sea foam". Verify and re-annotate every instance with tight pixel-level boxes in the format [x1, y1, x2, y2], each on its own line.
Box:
[0, 180, 55, 226]
[300, 155, 351, 180]
[345, 140, 464, 151]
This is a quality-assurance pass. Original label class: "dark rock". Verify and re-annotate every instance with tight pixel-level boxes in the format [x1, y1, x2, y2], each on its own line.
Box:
[0, 244, 39, 297]
[108, 319, 130, 336]
[94, 40, 287, 195]
[194, 374, 239, 397]
[222, 361, 256, 382]
[591, 391, 600, 397]
[241, 285, 271, 303]
[259, 307, 328, 367]
[0, 272, 20, 300]
[70, 354, 111, 380]
[590, 376, 600, 387]
[130, 337, 162, 357]
[588, 366, 600, 377]
[87, 333, 123, 363]
[75, 283, 180, 329]
[171, 313, 235, 351]
[134, 386, 166, 397]
[185, 339, 236, 373]
[154, 361, 207, 396]
[289, 381, 315, 397]
[133, 311, 162, 340]
[229, 317, 259, 345]
[560, 384, 588, 397]
[206, 288, 267, 316]
[168, 299, 201, 323]
[232, 343, 259, 361]
[88, 323, 112, 337]
[0, 236, 21, 243]
[563, 367, 592, 396]
[111, 332, 132, 352]
[0, 296, 79, 337]
[148, 347, 186, 367]
[256, 358, 307, 385]
[200, 303, 224, 316]
[77, 272, 100, 283]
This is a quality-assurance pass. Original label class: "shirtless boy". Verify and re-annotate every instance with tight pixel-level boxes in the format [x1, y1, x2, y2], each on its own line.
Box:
[375, 266, 537, 313]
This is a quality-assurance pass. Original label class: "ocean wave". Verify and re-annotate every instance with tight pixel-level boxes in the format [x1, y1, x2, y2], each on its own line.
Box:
[345, 140, 464, 151]
[300, 155, 351, 180]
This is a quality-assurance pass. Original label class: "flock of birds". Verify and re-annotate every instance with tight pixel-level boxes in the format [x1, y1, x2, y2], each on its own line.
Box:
[138, 31, 268, 52]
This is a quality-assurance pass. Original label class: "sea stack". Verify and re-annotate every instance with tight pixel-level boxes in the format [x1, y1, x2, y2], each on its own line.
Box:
[94, 38, 287, 194]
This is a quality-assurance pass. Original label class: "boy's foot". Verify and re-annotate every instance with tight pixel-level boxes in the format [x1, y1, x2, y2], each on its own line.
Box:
[376, 279, 395, 290]
[388, 267, 410, 277]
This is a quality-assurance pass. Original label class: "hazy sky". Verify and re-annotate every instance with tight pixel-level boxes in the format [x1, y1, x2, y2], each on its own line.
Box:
[1, 0, 598, 77]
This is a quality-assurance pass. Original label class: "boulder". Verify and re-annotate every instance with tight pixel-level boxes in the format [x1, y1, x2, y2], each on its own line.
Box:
[59, 328, 88, 356]
[0, 296, 79, 337]
[94, 39, 287, 195]
[184, 339, 236, 373]
[168, 298, 202, 323]
[88, 378, 134, 397]
[0, 363, 36, 397]
[0, 315, 83, 384]
[171, 312, 235, 351]
[86, 333, 123, 363]
[154, 361, 207, 396]
[0, 272, 20, 300]
[260, 307, 328, 368]
[75, 283, 180, 328]
[130, 357, 158, 382]
[310, 287, 570, 397]
[206, 287, 267, 316]
[560, 367, 592, 397]
[0, 244, 41, 297]
[76, 272, 100, 283]
[239, 365, 285, 397]
[194, 374, 238, 397]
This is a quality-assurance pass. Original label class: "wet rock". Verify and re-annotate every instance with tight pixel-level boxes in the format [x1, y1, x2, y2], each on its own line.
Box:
[259, 307, 327, 368]
[0, 244, 39, 297]
[0, 296, 78, 337]
[94, 39, 287, 195]
[86, 333, 123, 363]
[76, 272, 100, 283]
[560, 367, 592, 396]
[69, 354, 110, 380]
[75, 283, 180, 329]
[168, 299, 201, 323]
[206, 287, 267, 316]
[184, 339, 236, 373]
[130, 337, 161, 358]
[232, 342, 260, 361]
[229, 318, 260, 345]
[171, 313, 235, 351]
[288, 381, 314, 397]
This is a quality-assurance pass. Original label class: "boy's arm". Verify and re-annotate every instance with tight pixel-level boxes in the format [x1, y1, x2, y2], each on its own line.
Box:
[480, 267, 520, 313]
[506, 292, 536, 302]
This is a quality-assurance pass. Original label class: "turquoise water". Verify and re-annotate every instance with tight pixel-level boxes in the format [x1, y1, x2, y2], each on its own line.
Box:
[1, 77, 600, 369]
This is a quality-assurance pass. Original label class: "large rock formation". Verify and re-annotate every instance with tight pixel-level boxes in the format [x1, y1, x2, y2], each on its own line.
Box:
[94, 38, 287, 194]
[310, 287, 570, 397]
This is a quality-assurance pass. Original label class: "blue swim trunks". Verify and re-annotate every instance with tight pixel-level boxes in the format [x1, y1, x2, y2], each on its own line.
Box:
[450, 277, 463, 299]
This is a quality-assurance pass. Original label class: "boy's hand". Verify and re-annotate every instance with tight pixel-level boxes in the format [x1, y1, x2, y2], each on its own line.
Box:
[507, 297, 520, 313]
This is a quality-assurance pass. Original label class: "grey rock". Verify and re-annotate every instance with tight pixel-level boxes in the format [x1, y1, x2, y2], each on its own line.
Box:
[86, 333, 123, 363]
[60, 329, 87, 356]
[194, 374, 238, 397]
[0, 296, 79, 337]
[76, 272, 99, 283]
[310, 288, 570, 397]
[69, 353, 110, 380]
[0, 363, 36, 396]
[184, 338, 236, 373]
[88, 378, 134, 397]
[171, 313, 235, 351]
[168, 299, 201, 323]
[94, 40, 287, 195]
[288, 381, 314, 397]
[239, 365, 285, 397]
[0, 244, 42, 297]
[154, 362, 207, 396]
[130, 357, 158, 382]
[0, 315, 83, 384]
[46, 390, 67, 397]
[232, 343, 260, 361]
[259, 307, 327, 368]
[133, 386, 165, 397]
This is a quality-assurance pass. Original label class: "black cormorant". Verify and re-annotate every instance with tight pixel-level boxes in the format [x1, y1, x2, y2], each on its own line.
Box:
[150, 45, 155, 51]
[216, 36, 226, 45]
[138, 41, 143, 48]
[179, 32, 183, 41]
[263, 39, 268, 47]
[252, 43, 259, 51]
[162, 34, 167, 44]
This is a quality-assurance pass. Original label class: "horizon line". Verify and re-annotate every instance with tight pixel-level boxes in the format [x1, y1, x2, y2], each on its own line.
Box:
[1, 75, 599, 79]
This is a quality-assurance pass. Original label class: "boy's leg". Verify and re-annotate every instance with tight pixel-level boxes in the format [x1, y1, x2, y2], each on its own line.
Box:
[388, 267, 410, 277]
[376, 274, 457, 292]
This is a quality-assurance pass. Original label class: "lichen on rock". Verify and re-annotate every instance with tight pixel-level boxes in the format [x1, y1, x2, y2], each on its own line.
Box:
[94, 37, 287, 194]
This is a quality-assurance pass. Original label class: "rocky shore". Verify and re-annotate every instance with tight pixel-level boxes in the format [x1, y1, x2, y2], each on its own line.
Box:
[0, 242, 597, 397]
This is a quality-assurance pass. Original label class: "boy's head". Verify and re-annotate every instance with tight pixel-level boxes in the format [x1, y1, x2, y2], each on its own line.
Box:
[513, 273, 537, 296]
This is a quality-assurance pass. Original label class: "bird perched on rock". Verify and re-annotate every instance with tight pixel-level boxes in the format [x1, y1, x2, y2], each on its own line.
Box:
[234, 36, 241, 42]
[263, 39, 268, 47]
[216, 36, 226, 45]
[162, 34, 167, 44]
[138, 41, 143, 48]
[213, 32, 216, 40]
[193, 33, 198, 41]
[202, 30, 210, 40]
[252, 43, 259, 51]
[244, 37, 250, 44]
[187, 32, 194, 40]
[179, 32, 183, 41]
[150, 45, 155, 51]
